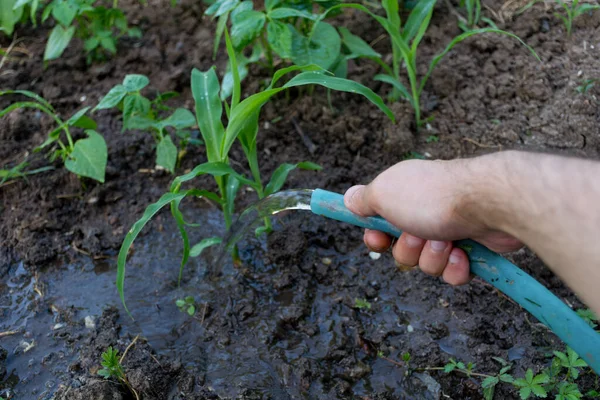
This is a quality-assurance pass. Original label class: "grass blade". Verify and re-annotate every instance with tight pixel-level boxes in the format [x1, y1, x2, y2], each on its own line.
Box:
[190, 237, 222, 257]
[402, 0, 436, 43]
[283, 71, 395, 122]
[0, 89, 54, 110]
[420, 28, 539, 94]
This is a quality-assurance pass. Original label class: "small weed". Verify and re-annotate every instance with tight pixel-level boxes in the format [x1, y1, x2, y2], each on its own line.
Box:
[425, 134, 439, 143]
[0, 161, 54, 185]
[176, 296, 196, 316]
[98, 346, 139, 399]
[576, 78, 596, 95]
[380, 311, 599, 400]
[354, 298, 372, 310]
[0, 90, 107, 182]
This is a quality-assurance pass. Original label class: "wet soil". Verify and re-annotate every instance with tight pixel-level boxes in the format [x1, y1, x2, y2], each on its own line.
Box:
[1, 0, 600, 398]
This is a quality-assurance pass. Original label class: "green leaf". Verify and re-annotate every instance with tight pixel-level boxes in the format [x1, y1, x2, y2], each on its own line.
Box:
[191, 68, 225, 162]
[283, 71, 395, 121]
[525, 369, 534, 383]
[170, 196, 190, 284]
[402, 0, 436, 43]
[51, 0, 77, 27]
[100, 37, 117, 54]
[170, 161, 247, 191]
[265, 0, 281, 10]
[290, 21, 340, 70]
[339, 27, 380, 58]
[187, 305, 195, 315]
[123, 74, 149, 92]
[374, 73, 413, 104]
[514, 378, 529, 388]
[175, 299, 185, 307]
[156, 135, 177, 173]
[44, 25, 75, 61]
[443, 363, 455, 373]
[224, 29, 241, 110]
[230, 10, 265, 50]
[481, 376, 498, 388]
[530, 385, 547, 397]
[519, 387, 532, 400]
[190, 237, 222, 257]
[158, 108, 196, 130]
[0, 0, 24, 35]
[0, 89, 54, 110]
[95, 85, 128, 110]
[267, 20, 292, 59]
[213, 12, 229, 58]
[268, 7, 315, 20]
[483, 386, 495, 400]
[64, 130, 107, 182]
[118, 192, 190, 315]
[499, 373, 514, 383]
[531, 373, 549, 385]
[268, 64, 323, 89]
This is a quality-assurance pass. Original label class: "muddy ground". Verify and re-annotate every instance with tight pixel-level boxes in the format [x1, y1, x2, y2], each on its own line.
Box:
[1, 0, 600, 398]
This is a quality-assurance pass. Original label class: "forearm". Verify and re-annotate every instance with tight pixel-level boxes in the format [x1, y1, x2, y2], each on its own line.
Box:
[473, 151, 600, 313]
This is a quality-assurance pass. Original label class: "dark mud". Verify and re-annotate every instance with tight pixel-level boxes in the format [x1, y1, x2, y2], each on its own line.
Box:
[1, 0, 600, 398]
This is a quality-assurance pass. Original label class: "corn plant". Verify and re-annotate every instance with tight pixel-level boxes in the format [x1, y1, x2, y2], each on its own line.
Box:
[116, 31, 394, 314]
[94, 74, 199, 173]
[458, 0, 481, 30]
[317, 0, 537, 127]
[521, 0, 600, 37]
[206, 0, 382, 98]
[0, 90, 107, 182]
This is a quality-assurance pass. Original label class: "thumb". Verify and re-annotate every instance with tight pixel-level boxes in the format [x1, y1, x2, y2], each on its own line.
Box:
[344, 185, 378, 217]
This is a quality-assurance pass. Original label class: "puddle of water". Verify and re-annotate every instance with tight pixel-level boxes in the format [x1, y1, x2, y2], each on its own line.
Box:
[1, 204, 484, 399]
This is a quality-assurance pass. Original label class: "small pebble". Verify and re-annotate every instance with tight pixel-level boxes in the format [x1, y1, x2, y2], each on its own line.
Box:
[321, 257, 332, 265]
[407, 324, 414, 333]
[369, 252, 381, 260]
[52, 323, 65, 331]
[84, 316, 95, 329]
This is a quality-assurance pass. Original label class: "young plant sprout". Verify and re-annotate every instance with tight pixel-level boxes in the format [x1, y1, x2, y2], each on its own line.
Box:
[520, 0, 600, 37]
[0, 90, 107, 182]
[116, 31, 394, 314]
[95, 74, 198, 173]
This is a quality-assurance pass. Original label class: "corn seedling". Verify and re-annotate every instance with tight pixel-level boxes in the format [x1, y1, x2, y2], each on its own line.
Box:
[206, 0, 383, 97]
[520, 0, 600, 37]
[98, 347, 139, 400]
[0, 90, 107, 182]
[116, 31, 394, 314]
[0, 160, 54, 185]
[95, 74, 199, 173]
[458, 0, 481, 30]
[319, 0, 537, 128]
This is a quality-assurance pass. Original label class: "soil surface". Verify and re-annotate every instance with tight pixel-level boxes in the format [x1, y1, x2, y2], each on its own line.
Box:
[1, 0, 600, 398]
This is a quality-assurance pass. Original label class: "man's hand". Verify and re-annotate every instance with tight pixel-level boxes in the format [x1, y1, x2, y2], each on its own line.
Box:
[344, 156, 523, 285]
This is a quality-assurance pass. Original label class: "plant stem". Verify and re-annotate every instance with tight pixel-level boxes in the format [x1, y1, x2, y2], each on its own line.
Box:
[415, 367, 495, 379]
[247, 150, 272, 231]
[260, 33, 274, 74]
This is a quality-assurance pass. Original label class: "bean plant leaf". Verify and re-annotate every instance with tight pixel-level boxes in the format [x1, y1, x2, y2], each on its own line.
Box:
[95, 85, 128, 110]
[51, 0, 77, 27]
[339, 27, 380, 58]
[158, 108, 196, 130]
[265, 0, 281, 10]
[230, 10, 265, 50]
[267, 20, 293, 59]
[283, 71, 395, 121]
[265, 161, 322, 196]
[191, 68, 225, 162]
[190, 237, 222, 257]
[268, 7, 316, 20]
[44, 25, 75, 61]
[123, 74, 150, 92]
[290, 21, 341, 70]
[0, 0, 24, 35]
[64, 130, 107, 182]
[156, 135, 177, 173]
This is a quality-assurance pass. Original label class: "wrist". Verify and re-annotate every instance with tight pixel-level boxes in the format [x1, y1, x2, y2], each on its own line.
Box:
[458, 151, 522, 235]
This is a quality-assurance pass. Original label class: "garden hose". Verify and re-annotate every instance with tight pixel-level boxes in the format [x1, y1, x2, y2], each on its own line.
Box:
[309, 189, 600, 373]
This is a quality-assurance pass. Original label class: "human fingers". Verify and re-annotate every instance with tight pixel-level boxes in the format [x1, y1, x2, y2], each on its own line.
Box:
[391, 232, 426, 268]
[418, 240, 453, 277]
[344, 185, 378, 217]
[442, 247, 472, 285]
[363, 229, 392, 252]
